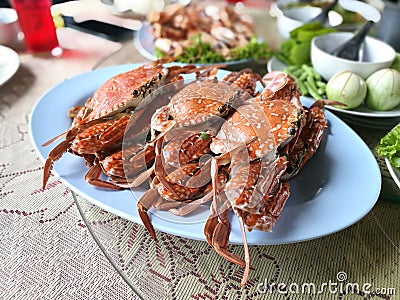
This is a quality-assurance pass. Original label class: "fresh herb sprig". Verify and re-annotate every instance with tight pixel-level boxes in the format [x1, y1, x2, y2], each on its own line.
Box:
[175, 34, 225, 64]
[155, 34, 272, 64]
[230, 36, 272, 61]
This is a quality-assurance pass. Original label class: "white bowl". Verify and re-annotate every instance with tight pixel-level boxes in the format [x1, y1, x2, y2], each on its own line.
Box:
[274, 5, 343, 39]
[0, 8, 19, 46]
[311, 32, 396, 81]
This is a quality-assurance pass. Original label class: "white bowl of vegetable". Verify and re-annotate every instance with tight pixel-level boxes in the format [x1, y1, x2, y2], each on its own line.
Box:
[311, 32, 396, 81]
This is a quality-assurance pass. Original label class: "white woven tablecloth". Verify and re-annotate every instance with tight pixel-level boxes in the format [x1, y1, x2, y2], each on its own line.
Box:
[0, 24, 141, 299]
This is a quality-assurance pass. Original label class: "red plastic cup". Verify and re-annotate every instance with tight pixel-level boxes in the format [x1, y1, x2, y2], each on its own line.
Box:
[9, 0, 62, 56]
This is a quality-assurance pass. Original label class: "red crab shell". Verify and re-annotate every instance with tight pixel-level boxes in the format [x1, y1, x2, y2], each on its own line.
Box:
[210, 97, 303, 160]
[82, 65, 167, 122]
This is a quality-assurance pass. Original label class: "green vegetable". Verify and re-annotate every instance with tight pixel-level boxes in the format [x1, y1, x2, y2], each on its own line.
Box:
[276, 22, 336, 66]
[326, 71, 367, 109]
[155, 34, 272, 64]
[283, 64, 326, 99]
[154, 47, 166, 59]
[390, 53, 400, 72]
[365, 68, 400, 111]
[199, 132, 210, 141]
[376, 124, 400, 168]
[230, 36, 272, 61]
[175, 34, 224, 64]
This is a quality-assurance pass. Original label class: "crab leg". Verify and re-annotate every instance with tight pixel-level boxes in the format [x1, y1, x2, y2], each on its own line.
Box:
[42, 124, 88, 188]
[203, 136, 259, 265]
[42, 115, 106, 147]
[153, 136, 180, 199]
[137, 188, 160, 240]
[41, 131, 68, 147]
[71, 115, 129, 154]
[204, 206, 247, 268]
[42, 116, 125, 189]
[84, 164, 124, 190]
[120, 166, 155, 188]
[42, 140, 71, 189]
[106, 143, 156, 188]
[204, 159, 248, 267]
[153, 198, 185, 211]
[168, 192, 213, 216]
[238, 216, 250, 286]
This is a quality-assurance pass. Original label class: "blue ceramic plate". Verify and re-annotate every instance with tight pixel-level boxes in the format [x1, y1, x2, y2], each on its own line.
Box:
[30, 63, 381, 245]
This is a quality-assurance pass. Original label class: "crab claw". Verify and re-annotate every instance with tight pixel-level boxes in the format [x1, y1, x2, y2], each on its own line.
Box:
[137, 188, 160, 240]
[204, 211, 247, 268]
[43, 140, 71, 189]
[204, 213, 219, 246]
[311, 99, 346, 108]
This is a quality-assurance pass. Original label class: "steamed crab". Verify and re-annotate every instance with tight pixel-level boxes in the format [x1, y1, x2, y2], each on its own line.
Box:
[132, 70, 328, 286]
[203, 71, 328, 285]
[133, 69, 264, 238]
[41, 60, 216, 190]
[150, 68, 261, 135]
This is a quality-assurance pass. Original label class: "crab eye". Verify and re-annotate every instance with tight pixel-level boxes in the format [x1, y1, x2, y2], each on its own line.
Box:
[288, 127, 297, 135]
[218, 104, 229, 115]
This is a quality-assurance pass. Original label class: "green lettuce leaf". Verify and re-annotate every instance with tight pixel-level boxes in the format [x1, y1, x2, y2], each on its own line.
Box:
[376, 124, 400, 167]
[276, 22, 336, 66]
[156, 34, 272, 64]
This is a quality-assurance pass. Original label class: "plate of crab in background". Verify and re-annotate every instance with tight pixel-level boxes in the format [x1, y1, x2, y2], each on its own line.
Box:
[134, 22, 255, 68]
[134, 1, 272, 69]
[267, 56, 400, 129]
[30, 62, 381, 245]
